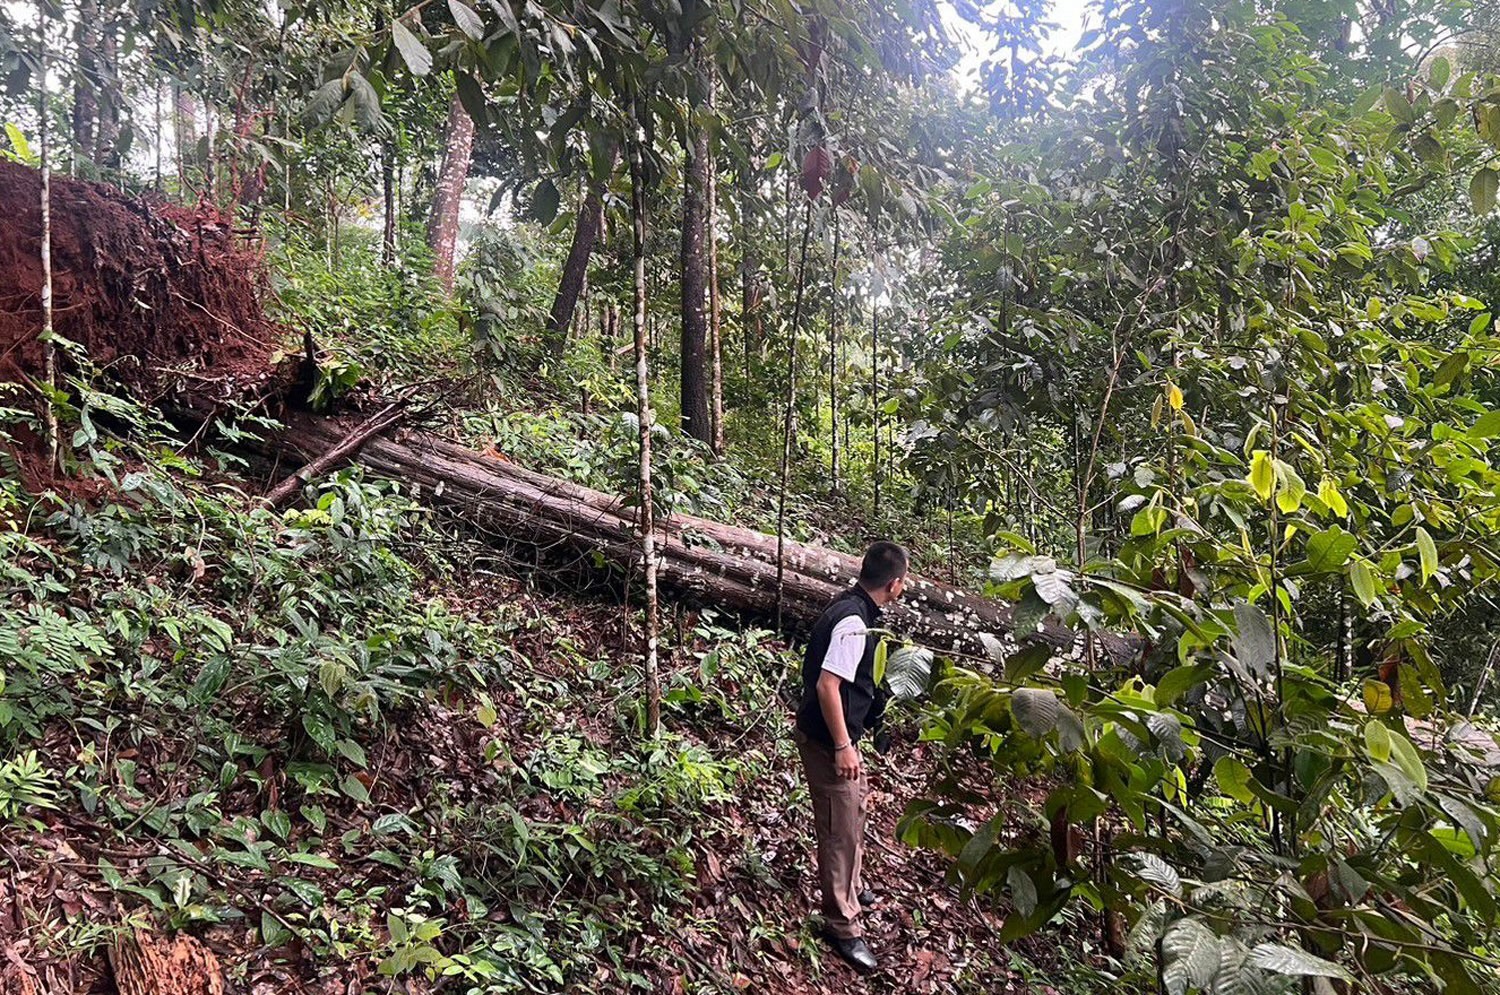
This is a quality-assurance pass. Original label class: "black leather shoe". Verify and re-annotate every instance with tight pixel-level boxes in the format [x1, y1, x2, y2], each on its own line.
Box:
[858, 889, 877, 908]
[822, 932, 878, 974]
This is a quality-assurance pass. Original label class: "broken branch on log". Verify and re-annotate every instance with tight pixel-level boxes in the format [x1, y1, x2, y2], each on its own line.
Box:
[261, 402, 404, 508]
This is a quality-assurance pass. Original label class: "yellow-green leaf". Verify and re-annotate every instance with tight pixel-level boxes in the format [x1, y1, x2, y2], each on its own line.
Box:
[1350, 560, 1377, 607]
[1317, 477, 1349, 518]
[1364, 720, 1392, 763]
[1249, 450, 1273, 502]
[1472, 167, 1499, 216]
[1416, 527, 1438, 582]
[1471, 410, 1500, 439]
[1275, 461, 1305, 514]
[1214, 756, 1255, 804]
[1363, 679, 1394, 714]
[1167, 382, 1184, 411]
[1387, 732, 1428, 794]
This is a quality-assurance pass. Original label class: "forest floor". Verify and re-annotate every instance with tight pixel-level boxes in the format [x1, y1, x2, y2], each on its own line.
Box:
[1, 562, 1098, 994]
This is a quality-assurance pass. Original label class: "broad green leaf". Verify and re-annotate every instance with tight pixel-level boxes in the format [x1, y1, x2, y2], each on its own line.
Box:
[1275, 461, 1305, 514]
[1232, 602, 1275, 677]
[1433, 350, 1469, 387]
[1214, 756, 1255, 803]
[1387, 731, 1428, 795]
[1132, 853, 1182, 896]
[1161, 917, 1220, 995]
[1397, 663, 1433, 719]
[391, 19, 433, 76]
[1349, 560, 1377, 607]
[1470, 409, 1500, 439]
[1383, 87, 1415, 125]
[1248, 450, 1273, 502]
[1362, 679, 1393, 714]
[1246, 943, 1352, 981]
[1010, 688, 1060, 738]
[1363, 720, 1392, 762]
[1303, 527, 1355, 572]
[1472, 167, 1499, 216]
[884, 645, 933, 701]
[448, 0, 485, 39]
[1004, 643, 1051, 682]
[1155, 663, 1211, 708]
[1415, 527, 1438, 582]
[4, 122, 33, 164]
[1316, 477, 1348, 518]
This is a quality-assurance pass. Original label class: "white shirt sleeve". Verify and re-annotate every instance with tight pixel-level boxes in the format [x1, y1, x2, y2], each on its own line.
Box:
[820, 615, 868, 683]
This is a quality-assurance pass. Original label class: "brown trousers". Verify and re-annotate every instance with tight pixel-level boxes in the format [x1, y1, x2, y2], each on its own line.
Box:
[796, 729, 869, 938]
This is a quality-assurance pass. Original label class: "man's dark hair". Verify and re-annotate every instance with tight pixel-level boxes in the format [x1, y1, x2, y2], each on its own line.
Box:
[858, 541, 909, 589]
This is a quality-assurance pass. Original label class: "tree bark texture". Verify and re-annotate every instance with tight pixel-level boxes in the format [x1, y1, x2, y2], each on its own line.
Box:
[828, 211, 841, 493]
[381, 143, 397, 266]
[738, 157, 763, 372]
[428, 94, 474, 294]
[94, 15, 120, 167]
[678, 53, 713, 446]
[630, 105, 662, 737]
[109, 930, 225, 995]
[545, 144, 616, 357]
[71, 0, 98, 164]
[706, 71, 725, 456]
[38, 3, 58, 472]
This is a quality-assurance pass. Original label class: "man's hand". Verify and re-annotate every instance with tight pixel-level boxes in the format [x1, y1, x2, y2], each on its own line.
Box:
[835, 743, 862, 779]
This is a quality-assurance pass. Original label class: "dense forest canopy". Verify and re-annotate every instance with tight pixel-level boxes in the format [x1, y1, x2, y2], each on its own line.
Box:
[4, 0, 1500, 992]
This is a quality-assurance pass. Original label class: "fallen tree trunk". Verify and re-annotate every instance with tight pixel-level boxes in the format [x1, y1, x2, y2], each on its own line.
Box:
[276, 415, 1076, 656]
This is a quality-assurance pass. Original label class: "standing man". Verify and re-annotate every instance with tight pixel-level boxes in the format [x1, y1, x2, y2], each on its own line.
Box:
[793, 541, 909, 974]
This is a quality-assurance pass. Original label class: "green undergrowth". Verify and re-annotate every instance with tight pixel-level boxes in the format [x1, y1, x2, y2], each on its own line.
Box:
[0, 420, 806, 991]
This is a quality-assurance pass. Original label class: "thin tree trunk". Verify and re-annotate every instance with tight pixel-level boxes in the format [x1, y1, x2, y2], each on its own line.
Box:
[38, 2, 58, 472]
[871, 302, 881, 520]
[382, 143, 397, 266]
[774, 198, 814, 629]
[738, 156, 762, 377]
[428, 94, 474, 294]
[630, 102, 661, 738]
[828, 210, 841, 494]
[545, 144, 617, 357]
[153, 83, 163, 192]
[679, 48, 712, 446]
[174, 83, 195, 193]
[706, 71, 725, 456]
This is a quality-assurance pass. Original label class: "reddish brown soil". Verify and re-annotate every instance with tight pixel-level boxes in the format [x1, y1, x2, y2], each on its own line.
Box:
[0, 160, 285, 408]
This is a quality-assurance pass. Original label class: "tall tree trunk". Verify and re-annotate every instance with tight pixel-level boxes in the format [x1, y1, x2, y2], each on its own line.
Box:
[630, 104, 661, 738]
[828, 210, 841, 494]
[94, 15, 120, 169]
[382, 142, 398, 266]
[708, 194, 725, 454]
[544, 144, 616, 358]
[738, 155, 762, 377]
[174, 83, 196, 193]
[38, 1, 58, 471]
[871, 302, 881, 520]
[678, 47, 712, 445]
[153, 83, 163, 192]
[774, 198, 814, 629]
[427, 94, 474, 295]
[71, 0, 98, 167]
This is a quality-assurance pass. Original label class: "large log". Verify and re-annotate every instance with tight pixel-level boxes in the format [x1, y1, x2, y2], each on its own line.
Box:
[276, 415, 1076, 655]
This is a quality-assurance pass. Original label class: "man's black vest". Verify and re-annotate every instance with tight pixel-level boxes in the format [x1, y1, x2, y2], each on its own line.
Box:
[795, 586, 887, 748]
